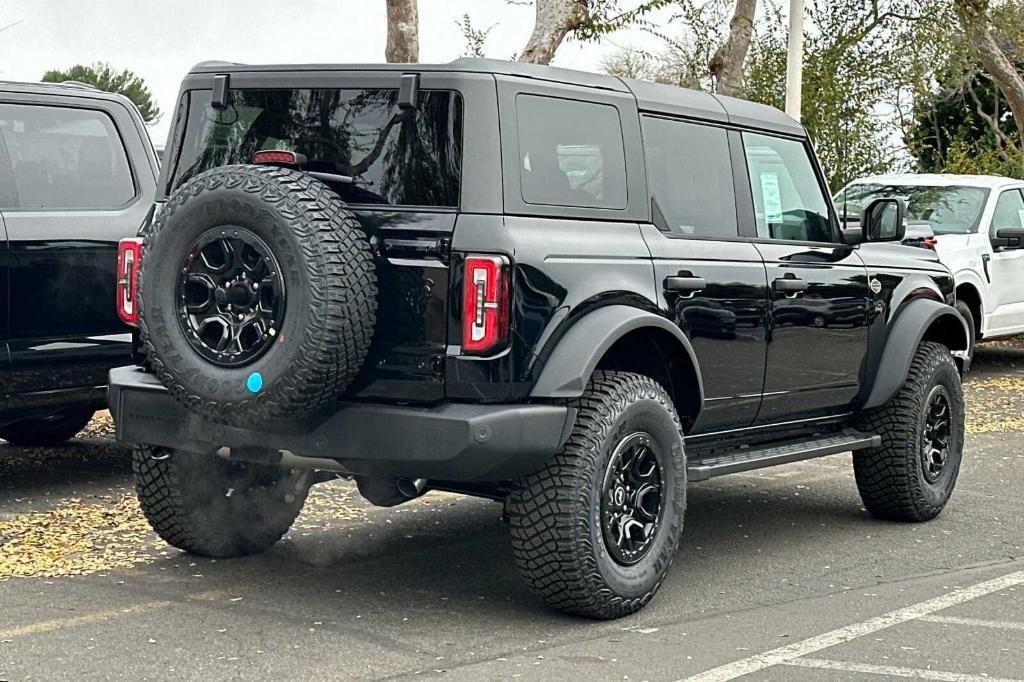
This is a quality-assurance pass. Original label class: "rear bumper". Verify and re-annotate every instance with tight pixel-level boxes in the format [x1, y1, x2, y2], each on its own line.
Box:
[109, 366, 572, 482]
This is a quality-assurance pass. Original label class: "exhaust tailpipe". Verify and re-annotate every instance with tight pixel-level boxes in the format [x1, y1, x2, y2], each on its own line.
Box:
[356, 476, 429, 507]
[396, 478, 427, 499]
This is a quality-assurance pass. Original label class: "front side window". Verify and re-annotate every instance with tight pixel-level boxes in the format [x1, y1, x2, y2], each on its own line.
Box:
[516, 94, 627, 209]
[742, 133, 832, 243]
[991, 189, 1024, 232]
[835, 183, 989, 235]
[642, 116, 736, 237]
[0, 103, 135, 209]
[171, 88, 463, 207]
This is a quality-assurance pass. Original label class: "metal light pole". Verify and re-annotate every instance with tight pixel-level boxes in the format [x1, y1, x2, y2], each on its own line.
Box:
[785, 0, 805, 121]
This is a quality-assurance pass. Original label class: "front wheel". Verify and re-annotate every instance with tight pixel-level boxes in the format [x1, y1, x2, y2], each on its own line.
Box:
[507, 371, 687, 619]
[133, 446, 312, 557]
[854, 342, 965, 522]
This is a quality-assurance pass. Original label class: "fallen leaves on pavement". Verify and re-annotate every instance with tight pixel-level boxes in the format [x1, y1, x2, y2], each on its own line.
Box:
[963, 373, 1024, 434]
[0, 494, 160, 580]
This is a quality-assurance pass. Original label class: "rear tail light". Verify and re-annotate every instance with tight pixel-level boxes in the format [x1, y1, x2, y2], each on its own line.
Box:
[252, 150, 306, 166]
[462, 255, 510, 355]
[922, 237, 938, 250]
[116, 238, 144, 326]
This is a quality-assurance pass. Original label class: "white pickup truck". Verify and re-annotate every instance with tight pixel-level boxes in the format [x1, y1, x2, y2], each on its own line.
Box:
[836, 173, 1024, 358]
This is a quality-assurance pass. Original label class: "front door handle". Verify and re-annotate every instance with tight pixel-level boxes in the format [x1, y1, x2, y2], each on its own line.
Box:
[773, 276, 809, 294]
[664, 275, 707, 293]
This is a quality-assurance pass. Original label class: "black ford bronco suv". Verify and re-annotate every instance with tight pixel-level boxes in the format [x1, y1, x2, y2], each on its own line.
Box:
[110, 59, 970, 619]
[0, 81, 157, 446]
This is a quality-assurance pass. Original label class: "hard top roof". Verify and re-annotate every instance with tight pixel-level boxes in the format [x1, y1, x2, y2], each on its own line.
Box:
[188, 58, 804, 137]
[0, 79, 136, 105]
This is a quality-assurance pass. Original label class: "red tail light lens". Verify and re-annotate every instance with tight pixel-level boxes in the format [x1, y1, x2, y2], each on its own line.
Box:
[252, 150, 306, 166]
[116, 237, 144, 326]
[462, 255, 510, 355]
[923, 237, 938, 250]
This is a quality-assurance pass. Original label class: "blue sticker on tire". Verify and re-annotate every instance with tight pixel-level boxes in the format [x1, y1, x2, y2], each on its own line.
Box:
[246, 372, 263, 393]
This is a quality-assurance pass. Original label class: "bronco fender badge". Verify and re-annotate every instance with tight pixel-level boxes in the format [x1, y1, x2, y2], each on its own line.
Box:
[869, 278, 883, 295]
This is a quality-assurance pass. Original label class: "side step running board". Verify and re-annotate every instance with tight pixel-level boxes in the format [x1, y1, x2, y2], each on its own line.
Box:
[687, 431, 881, 482]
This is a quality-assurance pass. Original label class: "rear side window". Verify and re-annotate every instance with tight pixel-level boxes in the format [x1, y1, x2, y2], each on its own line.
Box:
[742, 132, 833, 243]
[516, 95, 627, 209]
[171, 88, 463, 207]
[642, 116, 736, 237]
[0, 103, 135, 210]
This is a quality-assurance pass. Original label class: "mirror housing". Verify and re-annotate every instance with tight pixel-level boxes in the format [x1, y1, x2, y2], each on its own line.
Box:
[841, 226, 863, 246]
[860, 198, 907, 243]
[992, 227, 1024, 251]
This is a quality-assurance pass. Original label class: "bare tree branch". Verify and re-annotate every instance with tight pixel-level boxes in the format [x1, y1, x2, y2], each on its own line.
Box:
[385, 0, 419, 63]
[709, 0, 758, 96]
[955, 0, 1024, 144]
[518, 0, 588, 64]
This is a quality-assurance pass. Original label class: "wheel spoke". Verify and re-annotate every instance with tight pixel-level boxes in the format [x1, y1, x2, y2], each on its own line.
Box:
[601, 432, 664, 566]
[176, 228, 285, 367]
[183, 274, 216, 313]
[920, 387, 954, 483]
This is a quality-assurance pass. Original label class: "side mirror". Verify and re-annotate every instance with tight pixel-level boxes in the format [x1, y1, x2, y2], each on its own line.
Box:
[992, 227, 1024, 251]
[861, 198, 907, 243]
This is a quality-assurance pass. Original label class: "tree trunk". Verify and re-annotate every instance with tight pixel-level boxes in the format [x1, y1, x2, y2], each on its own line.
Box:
[518, 0, 588, 65]
[709, 0, 758, 97]
[954, 0, 1024, 143]
[385, 0, 419, 63]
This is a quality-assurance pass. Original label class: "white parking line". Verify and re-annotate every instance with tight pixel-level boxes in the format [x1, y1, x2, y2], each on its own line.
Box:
[683, 569, 1024, 681]
[919, 615, 1024, 631]
[785, 657, 1022, 682]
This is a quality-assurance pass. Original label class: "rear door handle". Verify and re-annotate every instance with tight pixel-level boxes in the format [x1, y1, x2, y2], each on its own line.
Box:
[664, 275, 707, 293]
[773, 276, 809, 294]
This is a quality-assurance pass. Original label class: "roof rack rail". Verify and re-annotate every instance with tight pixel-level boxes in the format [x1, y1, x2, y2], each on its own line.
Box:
[192, 60, 244, 70]
[60, 80, 98, 90]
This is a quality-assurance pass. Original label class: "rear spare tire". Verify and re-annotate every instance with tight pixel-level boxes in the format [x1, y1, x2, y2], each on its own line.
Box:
[139, 165, 376, 427]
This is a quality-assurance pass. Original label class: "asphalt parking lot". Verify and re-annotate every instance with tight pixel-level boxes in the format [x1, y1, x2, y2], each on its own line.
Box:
[2, 341, 1023, 681]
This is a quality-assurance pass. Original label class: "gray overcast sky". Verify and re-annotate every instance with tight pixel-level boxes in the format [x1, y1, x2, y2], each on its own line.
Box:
[0, 0, 660, 144]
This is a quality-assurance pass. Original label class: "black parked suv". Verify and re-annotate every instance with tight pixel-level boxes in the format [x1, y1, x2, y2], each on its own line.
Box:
[0, 81, 156, 446]
[110, 59, 970, 618]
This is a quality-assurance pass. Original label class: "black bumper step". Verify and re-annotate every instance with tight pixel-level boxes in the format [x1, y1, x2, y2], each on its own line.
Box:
[687, 431, 881, 482]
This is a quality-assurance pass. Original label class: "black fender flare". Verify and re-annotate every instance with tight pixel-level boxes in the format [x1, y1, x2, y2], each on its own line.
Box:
[862, 298, 970, 409]
[529, 305, 704, 405]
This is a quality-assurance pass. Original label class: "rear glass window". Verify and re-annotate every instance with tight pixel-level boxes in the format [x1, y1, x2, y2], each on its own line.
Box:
[171, 88, 463, 207]
[516, 95, 627, 209]
[642, 116, 736, 237]
[0, 103, 135, 210]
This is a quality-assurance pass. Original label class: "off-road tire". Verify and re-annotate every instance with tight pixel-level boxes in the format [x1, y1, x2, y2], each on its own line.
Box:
[955, 300, 977, 362]
[0, 409, 95, 447]
[139, 164, 376, 427]
[133, 445, 312, 557]
[507, 371, 687, 619]
[854, 342, 965, 522]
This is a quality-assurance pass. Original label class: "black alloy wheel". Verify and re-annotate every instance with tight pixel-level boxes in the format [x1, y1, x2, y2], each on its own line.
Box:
[920, 385, 952, 483]
[853, 341, 965, 522]
[601, 432, 665, 565]
[177, 226, 285, 367]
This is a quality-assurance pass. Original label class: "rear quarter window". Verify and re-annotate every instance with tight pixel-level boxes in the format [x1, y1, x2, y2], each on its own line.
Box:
[515, 94, 627, 210]
[0, 103, 136, 210]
